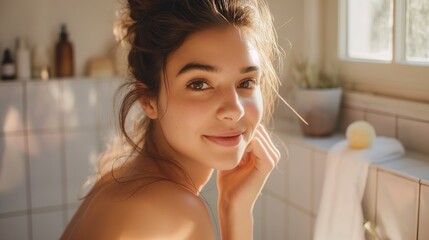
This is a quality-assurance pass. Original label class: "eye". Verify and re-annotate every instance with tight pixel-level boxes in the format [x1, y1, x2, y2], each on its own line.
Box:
[238, 78, 258, 89]
[186, 79, 211, 91]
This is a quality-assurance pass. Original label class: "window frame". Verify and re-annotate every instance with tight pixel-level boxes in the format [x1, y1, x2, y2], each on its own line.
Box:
[338, 0, 429, 67]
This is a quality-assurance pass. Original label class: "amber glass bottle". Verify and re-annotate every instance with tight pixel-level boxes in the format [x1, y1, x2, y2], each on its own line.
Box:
[1, 49, 16, 80]
[55, 24, 74, 77]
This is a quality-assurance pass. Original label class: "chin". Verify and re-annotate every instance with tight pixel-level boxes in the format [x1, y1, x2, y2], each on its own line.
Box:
[212, 152, 245, 170]
[215, 161, 240, 171]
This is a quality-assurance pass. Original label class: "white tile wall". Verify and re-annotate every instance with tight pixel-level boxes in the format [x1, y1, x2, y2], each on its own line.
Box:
[286, 204, 312, 240]
[28, 133, 63, 209]
[63, 79, 98, 129]
[0, 78, 121, 240]
[312, 151, 327, 215]
[253, 194, 264, 240]
[64, 130, 99, 204]
[376, 171, 419, 240]
[67, 205, 79, 223]
[287, 142, 312, 211]
[419, 184, 429, 240]
[263, 195, 287, 240]
[2, 81, 429, 240]
[98, 79, 121, 129]
[265, 147, 287, 199]
[0, 135, 28, 214]
[97, 79, 125, 159]
[397, 118, 429, 156]
[0, 83, 25, 134]
[99, 128, 117, 153]
[342, 91, 429, 156]
[362, 166, 377, 223]
[0, 215, 29, 240]
[263, 91, 429, 240]
[26, 81, 63, 131]
[365, 112, 396, 138]
[32, 210, 64, 240]
[340, 107, 364, 131]
[195, 173, 220, 239]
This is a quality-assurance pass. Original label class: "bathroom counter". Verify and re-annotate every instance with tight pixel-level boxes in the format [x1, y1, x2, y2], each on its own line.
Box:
[273, 119, 429, 184]
[271, 90, 429, 240]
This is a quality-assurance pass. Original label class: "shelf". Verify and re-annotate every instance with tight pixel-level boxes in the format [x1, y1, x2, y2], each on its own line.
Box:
[274, 118, 429, 184]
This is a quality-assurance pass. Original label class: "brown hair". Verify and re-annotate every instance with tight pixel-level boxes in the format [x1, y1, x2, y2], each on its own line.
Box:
[94, 0, 282, 189]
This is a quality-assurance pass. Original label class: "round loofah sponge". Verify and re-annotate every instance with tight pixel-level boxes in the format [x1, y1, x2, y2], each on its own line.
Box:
[346, 121, 376, 149]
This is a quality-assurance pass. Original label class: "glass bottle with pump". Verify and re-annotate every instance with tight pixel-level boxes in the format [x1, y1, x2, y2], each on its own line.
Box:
[55, 24, 74, 77]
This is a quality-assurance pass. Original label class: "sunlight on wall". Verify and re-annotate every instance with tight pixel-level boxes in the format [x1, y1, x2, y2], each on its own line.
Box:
[2, 107, 23, 133]
[0, 135, 25, 192]
[63, 85, 76, 126]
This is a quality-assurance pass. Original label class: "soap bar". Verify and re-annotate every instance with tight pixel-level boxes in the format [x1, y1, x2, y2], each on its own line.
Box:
[346, 121, 376, 149]
[88, 57, 114, 78]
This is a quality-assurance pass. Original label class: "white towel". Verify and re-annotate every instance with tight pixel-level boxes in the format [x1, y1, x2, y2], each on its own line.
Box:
[313, 137, 405, 240]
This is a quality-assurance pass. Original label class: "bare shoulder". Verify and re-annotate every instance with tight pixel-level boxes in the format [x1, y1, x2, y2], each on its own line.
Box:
[119, 180, 216, 239]
[61, 179, 216, 240]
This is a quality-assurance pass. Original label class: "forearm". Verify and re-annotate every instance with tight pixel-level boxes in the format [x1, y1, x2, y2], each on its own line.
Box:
[218, 201, 254, 240]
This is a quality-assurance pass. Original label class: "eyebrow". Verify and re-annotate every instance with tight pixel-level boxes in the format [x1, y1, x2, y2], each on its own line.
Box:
[177, 63, 218, 76]
[241, 66, 260, 74]
[177, 62, 260, 76]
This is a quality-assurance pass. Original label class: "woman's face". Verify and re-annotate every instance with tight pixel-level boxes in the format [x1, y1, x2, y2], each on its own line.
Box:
[152, 26, 263, 171]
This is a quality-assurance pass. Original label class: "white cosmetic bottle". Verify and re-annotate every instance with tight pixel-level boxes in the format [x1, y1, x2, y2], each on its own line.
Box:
[16, 37, 31, 80]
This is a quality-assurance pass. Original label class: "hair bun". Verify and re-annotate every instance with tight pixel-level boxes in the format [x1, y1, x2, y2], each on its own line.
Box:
[127, 0, 172, 22]
[128, 0, 148, 22]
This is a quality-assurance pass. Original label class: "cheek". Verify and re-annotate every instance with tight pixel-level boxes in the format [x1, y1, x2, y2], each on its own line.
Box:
[243, 95, 263, 141]
[245, 91, 264, 124]
[159, 97, 209, 132]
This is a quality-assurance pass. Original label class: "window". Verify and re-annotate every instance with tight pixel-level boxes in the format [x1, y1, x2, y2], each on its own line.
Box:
[347, 0, 393, 61]
[339, 0, 429, 64]
[405, 0, 429, 62]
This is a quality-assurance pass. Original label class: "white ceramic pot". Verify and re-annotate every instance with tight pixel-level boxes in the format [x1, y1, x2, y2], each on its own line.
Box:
[295, 87, 343, 136]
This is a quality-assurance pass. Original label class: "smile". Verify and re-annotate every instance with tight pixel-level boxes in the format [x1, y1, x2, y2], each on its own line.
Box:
[204, 131, 244, 147]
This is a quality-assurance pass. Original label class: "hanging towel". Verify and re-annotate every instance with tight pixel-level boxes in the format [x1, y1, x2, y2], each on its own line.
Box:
[313, 137, 405, 240]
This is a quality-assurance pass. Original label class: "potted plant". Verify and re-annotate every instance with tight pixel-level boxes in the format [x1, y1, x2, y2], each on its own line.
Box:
[292, 59, 342, 137]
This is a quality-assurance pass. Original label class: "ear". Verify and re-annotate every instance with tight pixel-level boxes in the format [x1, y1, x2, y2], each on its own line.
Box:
[135, 83, 158, 119]
[138, 96, 158, 119]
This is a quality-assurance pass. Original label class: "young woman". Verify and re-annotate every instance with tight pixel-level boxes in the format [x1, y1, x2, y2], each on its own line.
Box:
[62, 0, 282, 239]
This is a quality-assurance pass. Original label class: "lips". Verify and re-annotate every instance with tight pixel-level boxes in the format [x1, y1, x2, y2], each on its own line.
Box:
[204, 130, 245, 147]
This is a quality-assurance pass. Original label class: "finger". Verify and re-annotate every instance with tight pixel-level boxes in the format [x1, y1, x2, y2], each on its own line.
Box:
[238, 152, 252, 166]
[250, 137, 276, 173]
[254, 130, 279, 165]
[257, 124, 281, 160]
[256, 125, 281, 163]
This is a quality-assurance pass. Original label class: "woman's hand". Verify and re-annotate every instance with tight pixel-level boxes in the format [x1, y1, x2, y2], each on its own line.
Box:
[217, 124, 281, 207]
[217, 124, 281, 239]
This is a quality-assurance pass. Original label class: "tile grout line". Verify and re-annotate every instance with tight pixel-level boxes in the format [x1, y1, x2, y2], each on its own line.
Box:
[261, 193, 266, 239]
[0, 202, 81, 219]
[416, 182, 421, 240]
[96, 80, 102, 155]
[310, 149, 316, 238]
[263, 189, 316, 218]
[23, 81, 33, 240]
[311, 150, 316, 214]
[395, 114, 399, 139]
[374, 168, 379, 229]
[60, 80, 69, 228]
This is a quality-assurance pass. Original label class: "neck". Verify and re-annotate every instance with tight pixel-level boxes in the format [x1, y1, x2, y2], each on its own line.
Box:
[184, 159, 214, 194]
[146, 122, 214, 195]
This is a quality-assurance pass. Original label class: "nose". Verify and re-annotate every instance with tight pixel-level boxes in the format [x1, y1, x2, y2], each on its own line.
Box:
[216, 88, 245, 122]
